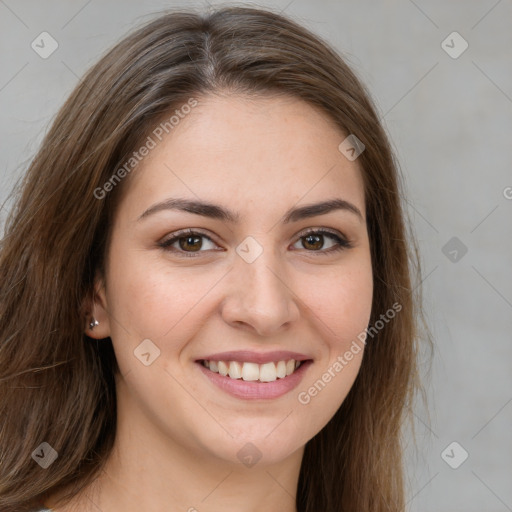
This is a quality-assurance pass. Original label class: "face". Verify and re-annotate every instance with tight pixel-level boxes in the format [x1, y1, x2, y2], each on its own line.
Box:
[91, 94, 373, 468]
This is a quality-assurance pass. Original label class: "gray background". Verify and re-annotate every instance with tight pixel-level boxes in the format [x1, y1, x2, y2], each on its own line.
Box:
[1, 1, 511, 510]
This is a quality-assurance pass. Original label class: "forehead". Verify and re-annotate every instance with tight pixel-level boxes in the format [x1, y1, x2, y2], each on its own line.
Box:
[117, 94, 365, 222]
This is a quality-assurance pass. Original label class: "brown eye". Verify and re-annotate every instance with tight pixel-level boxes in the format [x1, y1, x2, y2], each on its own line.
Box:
[178, 235, 203, 252]
[302, 233, 324, 250]
[159, 229, 218, 257]
[292, 229, 352, 254]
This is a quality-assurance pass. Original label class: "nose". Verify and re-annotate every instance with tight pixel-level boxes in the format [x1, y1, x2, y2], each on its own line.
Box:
[220, 249, 300, 337]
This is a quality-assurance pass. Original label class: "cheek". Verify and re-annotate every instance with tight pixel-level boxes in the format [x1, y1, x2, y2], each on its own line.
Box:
[106, 241, 373, 346]
[105, 247, 226, 347]
[299, 258, 374, 346]
[292, 257, 372, 423]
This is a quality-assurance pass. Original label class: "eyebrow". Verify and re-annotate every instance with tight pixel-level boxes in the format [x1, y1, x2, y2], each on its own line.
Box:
[137, 197, 364, 224]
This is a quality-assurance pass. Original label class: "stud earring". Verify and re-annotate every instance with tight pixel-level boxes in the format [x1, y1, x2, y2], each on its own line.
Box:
[89, 318, 99, 330]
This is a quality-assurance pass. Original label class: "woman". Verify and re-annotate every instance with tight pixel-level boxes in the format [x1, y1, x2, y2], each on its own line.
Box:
[0, 5, 429, 511]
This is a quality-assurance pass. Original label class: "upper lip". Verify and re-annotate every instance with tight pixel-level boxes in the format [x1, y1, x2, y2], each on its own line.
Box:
[196, 350, 312, 364]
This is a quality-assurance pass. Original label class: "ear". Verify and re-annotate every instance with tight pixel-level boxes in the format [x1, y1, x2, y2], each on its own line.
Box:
[83, 272, 111, 339]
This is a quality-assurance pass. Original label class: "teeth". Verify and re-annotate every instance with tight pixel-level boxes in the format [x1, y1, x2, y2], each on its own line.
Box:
[218, 361, 229, 377]
[202, 358, 304, 382]
[276, 360, 287, 379]
[241, 362, 260, 381]
[228, 361, 242, 379]
[259, 362, 277, 382]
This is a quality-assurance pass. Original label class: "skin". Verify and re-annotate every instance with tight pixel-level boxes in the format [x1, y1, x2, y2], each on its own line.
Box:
[47, 93, 373, 512]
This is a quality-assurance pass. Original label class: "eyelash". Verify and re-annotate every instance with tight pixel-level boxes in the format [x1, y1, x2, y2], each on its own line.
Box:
[158, 228, 352, 258]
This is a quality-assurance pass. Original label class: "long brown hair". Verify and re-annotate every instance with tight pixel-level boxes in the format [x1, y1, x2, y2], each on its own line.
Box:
[0, 6, 431, 511]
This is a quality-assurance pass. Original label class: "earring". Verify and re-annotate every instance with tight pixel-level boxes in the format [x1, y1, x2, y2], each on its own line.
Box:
[89, 318, 99, 330]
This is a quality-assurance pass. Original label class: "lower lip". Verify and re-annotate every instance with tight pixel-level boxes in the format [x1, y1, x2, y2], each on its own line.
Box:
[196, 361, 312, 400]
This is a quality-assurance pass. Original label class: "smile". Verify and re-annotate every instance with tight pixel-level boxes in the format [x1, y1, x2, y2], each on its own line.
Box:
[201, 359, 302, 382]
[196, 351, 313, 400]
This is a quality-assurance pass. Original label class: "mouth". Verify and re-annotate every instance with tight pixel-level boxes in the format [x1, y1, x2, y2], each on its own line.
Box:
[200, 358, 304, 382]
[195, 351, 313, 400]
